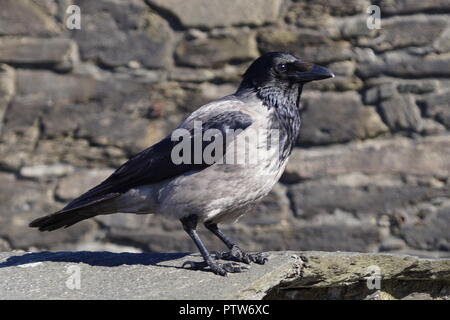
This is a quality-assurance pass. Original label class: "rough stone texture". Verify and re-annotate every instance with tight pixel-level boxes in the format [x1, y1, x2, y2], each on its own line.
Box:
[285, 136, 450, 180]
[379, 0, 450, 14]
[56, 169, 113, 200]
[0, 251, 449, 300]
[364, 78, 441, 104]
[15, 70, 97, 104]
[378, 94, 423, 132]
[0, 173, 97, 250]
[299, 91, 388, 145]
[72, 0, 173, 68]
[288, 177, 450, 217]
[421, 91, 450, 129]
[0, 64, 15, 136]
[359, 15, 448, 52]
[358, 52, 450, 78]
[285, 0, 370, 29]
[434, 27, 450, 53]
[266, 251, 450, 300]
[399, 206, 450, 251]
[0, 0, 450, 259]
[148, 0, 283, 28]
[0, 0, 60, 36]
[0, 38, 77, 70]
[258, 29, 353, 64]
[175, 32, 259, 68]
[20, 164, 75, 179]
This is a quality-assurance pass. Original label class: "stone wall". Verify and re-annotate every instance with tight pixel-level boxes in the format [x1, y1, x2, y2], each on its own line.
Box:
[0, 0, 449, 257]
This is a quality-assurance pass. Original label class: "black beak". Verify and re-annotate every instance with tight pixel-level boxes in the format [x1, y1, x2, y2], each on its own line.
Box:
[293, 64, 334, 82]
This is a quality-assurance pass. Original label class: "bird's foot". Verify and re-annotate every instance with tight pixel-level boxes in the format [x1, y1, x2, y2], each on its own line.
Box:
[182, 259, 249, 276]
[214, 245, 269, 265]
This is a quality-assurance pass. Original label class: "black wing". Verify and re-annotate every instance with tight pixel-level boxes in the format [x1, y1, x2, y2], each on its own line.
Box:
[61, 110, 253, 212]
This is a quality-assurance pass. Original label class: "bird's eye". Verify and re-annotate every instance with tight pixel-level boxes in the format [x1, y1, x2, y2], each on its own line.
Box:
[277, 63, 287, 73]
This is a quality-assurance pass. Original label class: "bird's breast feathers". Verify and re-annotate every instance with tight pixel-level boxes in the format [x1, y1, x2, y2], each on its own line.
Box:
[117, 98, 292, 222]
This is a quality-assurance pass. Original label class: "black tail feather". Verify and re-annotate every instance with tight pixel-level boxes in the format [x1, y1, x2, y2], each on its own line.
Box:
[29, 208, 96, 231]
[29, 193, 120, 231]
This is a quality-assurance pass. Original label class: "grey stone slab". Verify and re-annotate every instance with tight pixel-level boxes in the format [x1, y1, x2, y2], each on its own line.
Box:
[1, 251, 449, 300]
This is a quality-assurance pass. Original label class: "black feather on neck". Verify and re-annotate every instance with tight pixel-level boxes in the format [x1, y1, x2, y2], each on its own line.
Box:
[236, 82, 303, 163]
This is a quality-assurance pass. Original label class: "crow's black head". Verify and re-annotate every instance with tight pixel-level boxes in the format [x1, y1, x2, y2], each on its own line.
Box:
[237, 52, 333, 110]
[239, 52, 334, 90]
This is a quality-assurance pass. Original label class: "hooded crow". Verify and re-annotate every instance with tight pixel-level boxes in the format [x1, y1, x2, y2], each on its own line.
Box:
[30, 52, 334, 276]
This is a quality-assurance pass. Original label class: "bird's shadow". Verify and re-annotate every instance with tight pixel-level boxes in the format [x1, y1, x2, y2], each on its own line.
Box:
[0, 251, 192, 269]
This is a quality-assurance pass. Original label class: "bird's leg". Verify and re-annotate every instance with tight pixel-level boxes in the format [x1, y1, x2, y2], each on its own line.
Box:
[180, 214, 248, 276]
[204, 222, 268, 265]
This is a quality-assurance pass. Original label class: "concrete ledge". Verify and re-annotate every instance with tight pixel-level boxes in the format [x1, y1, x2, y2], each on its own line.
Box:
[0, 251, 449, 300]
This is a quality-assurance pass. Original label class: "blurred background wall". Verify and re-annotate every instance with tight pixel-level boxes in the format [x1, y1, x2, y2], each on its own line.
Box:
[0, 0, 449, 257]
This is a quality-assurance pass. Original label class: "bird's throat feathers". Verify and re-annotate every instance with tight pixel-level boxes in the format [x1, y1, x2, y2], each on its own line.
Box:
[236, 82, 302, 163]
[263, 83, 302, 162]
[237, 81, 303, 111]
[256, 82, 303, 112]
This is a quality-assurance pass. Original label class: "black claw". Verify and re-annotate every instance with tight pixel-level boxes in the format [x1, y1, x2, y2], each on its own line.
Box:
[242, 255, 251, 264]
[214, 250, 248, 264]
[182, 259, 248, 276]
[209, 263, 228, 276]
[215, 246, 269, 265]
[248, 252, 269, 265]
[221, 262, 249, 273]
